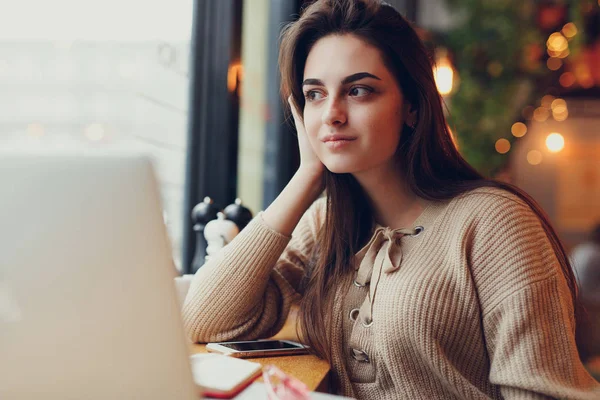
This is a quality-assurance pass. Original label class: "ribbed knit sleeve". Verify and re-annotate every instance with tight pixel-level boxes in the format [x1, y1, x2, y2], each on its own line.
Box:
[467, 190, 599, 399]
[182, 198, 325, 343]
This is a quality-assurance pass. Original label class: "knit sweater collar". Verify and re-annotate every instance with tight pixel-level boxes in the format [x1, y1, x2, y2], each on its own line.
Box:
[347, 198, 450, 334]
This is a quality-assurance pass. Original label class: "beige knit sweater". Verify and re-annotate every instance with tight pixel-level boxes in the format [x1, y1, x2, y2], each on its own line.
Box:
[182, 188, 600, 399]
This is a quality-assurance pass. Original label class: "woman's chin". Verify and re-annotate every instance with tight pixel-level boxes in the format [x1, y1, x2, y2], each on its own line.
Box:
[324, 161, 361, 175]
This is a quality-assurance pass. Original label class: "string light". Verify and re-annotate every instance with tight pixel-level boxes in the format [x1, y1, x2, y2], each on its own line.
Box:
[559, 72, 576, 87]
[561, 23, 578, 38]
[511, 122, 527, 138]
[541, 95, 555, 108]
[546, 133, 565, 153]
[527, 150, 543, 165]
[553, 110, 568, 121]
[495, 138, 511, 154]
[533, 107, 550, 122]
[548, 48, 570, 59]
[546, 57, 562, 70]
[551, 100, 569, 121]
[547, 33, 568, 52]
[558, 48, 570, 59]
[433, 48, 455, 96]
[551, 98, 566, 112]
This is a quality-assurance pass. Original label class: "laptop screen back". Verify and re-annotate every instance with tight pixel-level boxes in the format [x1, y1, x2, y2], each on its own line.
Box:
[0, 153, 198, 400]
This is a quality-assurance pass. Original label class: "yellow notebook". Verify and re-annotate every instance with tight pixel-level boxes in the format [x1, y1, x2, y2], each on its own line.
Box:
[189, 353, 262, 398]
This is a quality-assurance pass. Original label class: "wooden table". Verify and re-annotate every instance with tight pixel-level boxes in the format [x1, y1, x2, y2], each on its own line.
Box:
[189, 307, 331, 391]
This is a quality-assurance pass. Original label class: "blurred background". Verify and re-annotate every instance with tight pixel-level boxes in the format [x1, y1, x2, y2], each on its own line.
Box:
[1, 0, 598, 299]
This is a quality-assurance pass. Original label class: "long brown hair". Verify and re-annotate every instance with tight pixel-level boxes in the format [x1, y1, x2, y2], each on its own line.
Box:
[278, 0, 578, 363]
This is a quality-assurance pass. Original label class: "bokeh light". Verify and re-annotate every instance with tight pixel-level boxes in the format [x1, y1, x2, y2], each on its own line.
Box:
[551, 98, 567, 113]
[558, 48, 570, 59]
[511, 122, 527, 138]
[553, 109, 568, 121]
[495, 138, 511, 154]
[551, 99, 568, 122]
[527, 150, 543, 165]
[547, 33, 568, 52]
[434, 62, 454, 96]
[533, 107, 550, 122]
[546, 57, 562, 71]
[541, 95, 555, 108]
[559, 72, 576, 87]
[561, 23, 577, 38]
[546, 133, 565, 153]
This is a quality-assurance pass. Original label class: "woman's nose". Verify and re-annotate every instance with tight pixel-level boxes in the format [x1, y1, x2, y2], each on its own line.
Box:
[322, 97, 347, 127]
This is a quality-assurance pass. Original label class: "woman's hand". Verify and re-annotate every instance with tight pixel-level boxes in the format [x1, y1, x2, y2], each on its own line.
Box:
[288, 96, 325, 180]
[260, 98, 325, 236]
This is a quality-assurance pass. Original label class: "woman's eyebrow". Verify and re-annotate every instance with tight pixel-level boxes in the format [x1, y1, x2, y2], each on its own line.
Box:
[341, 72, 381, 84]
[302, 72, 382, 87]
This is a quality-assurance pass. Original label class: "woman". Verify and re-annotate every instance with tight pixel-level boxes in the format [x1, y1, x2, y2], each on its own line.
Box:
[183, 0, 599, 398]
[571, 224, 600, 364]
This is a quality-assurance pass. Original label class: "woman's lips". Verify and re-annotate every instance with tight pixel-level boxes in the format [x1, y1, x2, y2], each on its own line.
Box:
[323, 138, 356, 150]
[321, 135, 357, 150]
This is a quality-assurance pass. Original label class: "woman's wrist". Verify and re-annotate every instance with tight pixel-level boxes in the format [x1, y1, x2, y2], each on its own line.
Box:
[295, 166, 325, 200]
[262, 168, 324, 236]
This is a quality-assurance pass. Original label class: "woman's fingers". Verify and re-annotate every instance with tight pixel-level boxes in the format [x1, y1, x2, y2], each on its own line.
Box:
[287, 96, 323, 175]
[288, 96, 302, 130]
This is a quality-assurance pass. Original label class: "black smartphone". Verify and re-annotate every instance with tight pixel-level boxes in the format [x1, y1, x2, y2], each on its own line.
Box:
[206, 339, 309, 358]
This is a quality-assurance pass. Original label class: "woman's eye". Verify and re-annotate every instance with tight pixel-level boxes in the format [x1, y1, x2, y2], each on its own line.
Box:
[349, 87, 372, 97]
[304, 90, 325, 101]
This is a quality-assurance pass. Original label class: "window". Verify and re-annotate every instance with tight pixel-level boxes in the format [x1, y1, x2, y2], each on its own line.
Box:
[0, 1, 194, 268]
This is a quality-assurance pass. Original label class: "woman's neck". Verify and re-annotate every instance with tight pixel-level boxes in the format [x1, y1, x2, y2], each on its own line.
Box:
[353, 162, 425, 229]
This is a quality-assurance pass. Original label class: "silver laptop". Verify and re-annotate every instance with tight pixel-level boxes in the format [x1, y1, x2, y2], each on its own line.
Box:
[0, 152, 198, 400]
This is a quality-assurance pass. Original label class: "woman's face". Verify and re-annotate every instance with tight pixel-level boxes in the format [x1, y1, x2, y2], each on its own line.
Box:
[302, 33, 410, 175]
